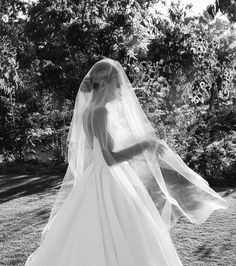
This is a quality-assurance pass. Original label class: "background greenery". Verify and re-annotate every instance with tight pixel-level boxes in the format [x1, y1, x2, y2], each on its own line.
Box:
[0, 0, 235, 185]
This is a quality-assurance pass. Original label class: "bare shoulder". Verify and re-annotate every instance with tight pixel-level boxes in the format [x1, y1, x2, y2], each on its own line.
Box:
[92, 106, 108, 121]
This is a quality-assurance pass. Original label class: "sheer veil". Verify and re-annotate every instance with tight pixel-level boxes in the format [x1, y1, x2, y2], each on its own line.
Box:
[40, 58, 229, 244]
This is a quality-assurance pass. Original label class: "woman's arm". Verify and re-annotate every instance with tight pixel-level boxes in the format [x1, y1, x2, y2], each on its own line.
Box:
[109, 140, 151, 165]
[92, 107, 154, 166]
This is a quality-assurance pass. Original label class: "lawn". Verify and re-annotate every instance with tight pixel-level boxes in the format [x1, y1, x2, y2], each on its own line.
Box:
[0, 170, 235, 266]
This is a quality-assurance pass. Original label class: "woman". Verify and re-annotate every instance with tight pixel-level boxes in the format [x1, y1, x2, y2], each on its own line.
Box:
[25, 58, 229, 265]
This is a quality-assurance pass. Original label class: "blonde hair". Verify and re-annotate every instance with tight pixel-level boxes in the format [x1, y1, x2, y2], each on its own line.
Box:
[80, 61, 119, 92]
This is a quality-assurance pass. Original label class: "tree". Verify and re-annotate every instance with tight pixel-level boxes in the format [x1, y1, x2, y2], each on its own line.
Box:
[146, 2, 196, 111]
[144, 1, 236, 113]
[207, 0, 236, 22]
[23, 0, 156, 103]
[0, 1, 43, 161]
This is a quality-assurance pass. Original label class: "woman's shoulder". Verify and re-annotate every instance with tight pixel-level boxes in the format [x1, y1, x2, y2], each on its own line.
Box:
[92, 106, 108, 119]
[83, 106, 108, 128]
[84, 105, 107, 118]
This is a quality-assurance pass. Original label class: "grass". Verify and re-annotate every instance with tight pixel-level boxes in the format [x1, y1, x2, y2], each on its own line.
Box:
[170, 187, 236, 266]
[0, 165, 235, 266]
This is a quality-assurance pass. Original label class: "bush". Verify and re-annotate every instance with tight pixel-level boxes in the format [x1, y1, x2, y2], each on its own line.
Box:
[164, 105, 236, 186]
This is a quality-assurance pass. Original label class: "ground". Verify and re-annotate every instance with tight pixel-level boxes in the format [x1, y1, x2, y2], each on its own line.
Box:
[0, 171, 235, 266]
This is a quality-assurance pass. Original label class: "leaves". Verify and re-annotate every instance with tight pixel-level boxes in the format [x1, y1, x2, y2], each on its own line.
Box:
[0, 0, 235, 172]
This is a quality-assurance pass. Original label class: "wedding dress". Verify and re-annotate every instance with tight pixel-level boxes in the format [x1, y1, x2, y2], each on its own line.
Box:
[25, 58, 228, 266]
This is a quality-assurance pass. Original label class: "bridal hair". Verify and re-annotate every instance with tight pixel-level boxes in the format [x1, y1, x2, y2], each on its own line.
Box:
[81, 61, 118, 92]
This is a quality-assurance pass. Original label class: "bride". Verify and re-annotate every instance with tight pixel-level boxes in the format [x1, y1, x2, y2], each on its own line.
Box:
[25, 58, 229, 266]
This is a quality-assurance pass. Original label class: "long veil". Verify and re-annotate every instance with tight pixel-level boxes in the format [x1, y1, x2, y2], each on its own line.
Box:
[40, 57, 229, 244]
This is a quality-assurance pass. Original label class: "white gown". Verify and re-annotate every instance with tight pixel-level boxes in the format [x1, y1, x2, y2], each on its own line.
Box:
[25, 135, 183, 266]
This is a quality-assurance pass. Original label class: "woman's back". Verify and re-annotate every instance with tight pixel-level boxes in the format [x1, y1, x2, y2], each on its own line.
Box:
[82, 107, 94, 149]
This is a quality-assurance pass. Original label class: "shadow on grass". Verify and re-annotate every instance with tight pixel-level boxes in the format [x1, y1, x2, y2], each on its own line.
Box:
[212, 187, 236, 199]
[0, 161, 69, 203]
[222, 188, 236, 197]
[0, 173, 65, 204]
[1, 161, 234, 204]
[194, 244, 214, 259]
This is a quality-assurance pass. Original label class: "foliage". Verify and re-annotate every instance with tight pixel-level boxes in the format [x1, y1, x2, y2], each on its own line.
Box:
[141, 1, 236, 113]
[23, 0, 155, 102]
[0, 37, 25, 161]
[0, 0, 235, 185]
[166, 105, 236, 185]
[207, 0, 236, 22]
[0, 37, 21, 112]
[145, 2, 195, 111]
[186, 15, 236, 110]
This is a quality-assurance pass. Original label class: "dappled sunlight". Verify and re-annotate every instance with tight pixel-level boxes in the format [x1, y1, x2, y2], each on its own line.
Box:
[170, 188, 236, 265]
[0, 173, 235, 265]
[1, 0, 235, 264]
[0, 174, 64, 204]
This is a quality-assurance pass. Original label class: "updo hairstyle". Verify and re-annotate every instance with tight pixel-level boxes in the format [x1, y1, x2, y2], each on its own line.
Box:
[80, 61, 118, 92]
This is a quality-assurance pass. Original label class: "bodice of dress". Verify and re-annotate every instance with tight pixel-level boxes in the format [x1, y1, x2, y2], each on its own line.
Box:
[85, 135, 108, 169]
